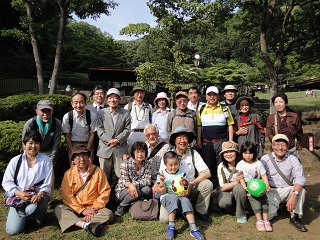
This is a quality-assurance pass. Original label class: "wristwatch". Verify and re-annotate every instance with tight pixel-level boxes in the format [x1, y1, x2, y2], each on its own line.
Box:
[293, 190, 299, 196]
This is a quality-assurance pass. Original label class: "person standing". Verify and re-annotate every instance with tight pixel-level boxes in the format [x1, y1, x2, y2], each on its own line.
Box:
[96, 88, 131, 183]
[260, 134, 308, 232]
[124, 84, 153, 150]
[152, 92, 171, 141]
[197, 86, 234, 188]
[187, 86, 205, 111]
[220, 84, 239, 117]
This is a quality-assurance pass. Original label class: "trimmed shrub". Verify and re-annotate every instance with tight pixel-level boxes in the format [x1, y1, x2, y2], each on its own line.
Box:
[0, 94, 72, 121]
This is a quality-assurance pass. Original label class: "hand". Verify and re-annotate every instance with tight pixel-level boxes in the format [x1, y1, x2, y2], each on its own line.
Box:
[238, 127, 248, 135]
[236, 171, 244, 181]
[197, 140, 202, 150]
[107, 139, 118, 148]
[128, 183, 138, 198]
[30, 194, 42, 203]
[82, 207, 97, 222]
[157, 182, 167, 195]
[159, 171, 165, 183]
[122, 154, 130, 161]
[266, 184, 270, 192]
[15, 190, 33, 201]
[286, 193, 297, 213]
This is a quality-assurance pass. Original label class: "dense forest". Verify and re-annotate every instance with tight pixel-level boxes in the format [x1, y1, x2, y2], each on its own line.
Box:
[0, 0, 319, 95]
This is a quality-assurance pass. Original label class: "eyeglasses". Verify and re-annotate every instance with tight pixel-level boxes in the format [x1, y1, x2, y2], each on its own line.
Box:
[94, 92, 105, 96]
[73, 153, 89, 160]
[273, 142, 288, 147]
[176, 99, 188, 104]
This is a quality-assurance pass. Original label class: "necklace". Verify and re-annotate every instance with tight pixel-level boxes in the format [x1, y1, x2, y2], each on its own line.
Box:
[278, 113, 286, 122]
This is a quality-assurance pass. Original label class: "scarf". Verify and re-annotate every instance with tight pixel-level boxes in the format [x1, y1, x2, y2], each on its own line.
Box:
[36, 115, 52, 136]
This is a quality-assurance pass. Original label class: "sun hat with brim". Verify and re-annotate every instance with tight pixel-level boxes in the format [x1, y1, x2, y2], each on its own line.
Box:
[107, 88, 121, 98]
[272, 134, 289, 143]
[37, 100, 53, 110]
[130, 84, 146, 95]
[220, 141, 239, 155]
[175, 91, 188, 100]
[235, 96, 255, 110]
[221, 84, 238, 93]
[169, 126, 195, 146]
[71, 144, 91, 160]
[153, 92, 170, 108]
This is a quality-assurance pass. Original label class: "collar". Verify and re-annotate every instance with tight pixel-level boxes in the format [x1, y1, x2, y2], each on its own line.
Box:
[93, 102, 105, 109]
[272, 152, 289, 162]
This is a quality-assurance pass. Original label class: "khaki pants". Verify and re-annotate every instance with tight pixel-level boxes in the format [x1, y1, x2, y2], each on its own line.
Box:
[99, 154, 123, 179]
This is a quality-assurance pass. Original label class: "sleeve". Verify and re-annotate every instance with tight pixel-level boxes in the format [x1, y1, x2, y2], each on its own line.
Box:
[295, 114, 303, 142]
[2, 155, 20, 197]
[291, 157, 306, 186]
[196, 105, 202, 126]
[38, 156, 53, 194]
[217, 163, 225, 187]
[119, 161, 131, 187]
[266, 114, 275, 142]
[92, 170, 111, 210]
[193, 150, 209, 173]
[152, 112, 156, 125]
[90, 112, 98, 133]
[258, 161, 266, 176]
[115, 110, 131, 145]
[22, 119, 32, 141]
[166, 111, 173, 136]
[96, 111, 108, 142]
[50, 119, 62, 164]
[61, 113, 71, 134]
[257, 115, 265, 146]
[136, 161, 152, 188]
[226, 107, 234, 125]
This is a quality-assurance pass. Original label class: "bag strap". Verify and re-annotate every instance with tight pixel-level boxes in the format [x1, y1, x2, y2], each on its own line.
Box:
[221, 167, 236, 184]
[147, 142, 166, 160]
[74, 165, 98, 197]
[14, 154, 23, 185]
[268, 153, 293, 186]
[274, 114, 278, 135]
[190, 149, 199, 178]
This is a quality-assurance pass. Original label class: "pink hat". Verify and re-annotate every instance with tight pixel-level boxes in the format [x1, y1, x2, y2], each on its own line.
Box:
[153, 92, 170, 108]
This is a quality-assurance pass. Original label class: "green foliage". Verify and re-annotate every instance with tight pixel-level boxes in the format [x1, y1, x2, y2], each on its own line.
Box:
[0, 94, 71, 121]
[120, 23, 151, 38]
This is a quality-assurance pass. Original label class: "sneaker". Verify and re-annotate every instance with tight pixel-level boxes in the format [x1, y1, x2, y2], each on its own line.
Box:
[237, 216, 247, 223]
[165, 226, 175, 240]
[115, 206, 125, 217]
[190, 228, 204, 240]
[256, 220, 266, 232]
[264, 220, 273, 232]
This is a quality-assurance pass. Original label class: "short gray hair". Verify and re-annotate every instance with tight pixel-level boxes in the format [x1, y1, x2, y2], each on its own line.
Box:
[144, 124, 159, 135]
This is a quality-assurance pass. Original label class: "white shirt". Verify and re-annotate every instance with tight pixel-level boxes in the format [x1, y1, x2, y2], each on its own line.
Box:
[124, 101, 152, 130]
[236, 159, 266, 182]
[187, 101, 205, 111]
[2, 152, 53, 198]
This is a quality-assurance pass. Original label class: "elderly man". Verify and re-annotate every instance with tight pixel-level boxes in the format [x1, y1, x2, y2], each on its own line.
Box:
[167, 91, 197, 138]
[144, 124, 171, 184]
[260, 134, 308, 232]
[220, 84, 239, 117]
[187, 86, 205, 111]
[55, 145, 114, 237]
[124, 84, 152, 150]
[154, 126, 213, 224]
[197, 86, 234, 188]
[96, 88, 131, 182]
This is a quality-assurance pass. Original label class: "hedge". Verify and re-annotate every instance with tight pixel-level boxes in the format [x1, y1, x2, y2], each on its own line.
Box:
[0, 94, 72, 121]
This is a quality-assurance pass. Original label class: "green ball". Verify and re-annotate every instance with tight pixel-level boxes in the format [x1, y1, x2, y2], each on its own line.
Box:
[247, 178, 266, 197]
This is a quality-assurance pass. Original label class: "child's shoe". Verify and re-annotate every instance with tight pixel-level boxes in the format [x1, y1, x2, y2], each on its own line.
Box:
[165, 226, 175, 240]
[237, 216, 247, 223]
[264, 220, 273, 232]
[190, 228, 204, 240]
[256, 220, 266, 231]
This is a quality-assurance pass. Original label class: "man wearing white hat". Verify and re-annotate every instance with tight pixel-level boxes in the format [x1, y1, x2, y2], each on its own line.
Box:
[260, 134, 308, 232]
[96, 88, 131, 183]
[197, 86, 234, 188]
[220, 84, 239, 117]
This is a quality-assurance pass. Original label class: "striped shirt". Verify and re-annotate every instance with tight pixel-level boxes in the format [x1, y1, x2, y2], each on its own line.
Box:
[260, 152, 306, 188]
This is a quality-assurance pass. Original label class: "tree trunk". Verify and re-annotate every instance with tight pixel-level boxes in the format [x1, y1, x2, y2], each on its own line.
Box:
[25, 1, 44, 94]
[49, 0, 69, 94]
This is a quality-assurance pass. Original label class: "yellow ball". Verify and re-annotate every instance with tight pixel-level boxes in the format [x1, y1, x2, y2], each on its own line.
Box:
[171, 176, 189, 195]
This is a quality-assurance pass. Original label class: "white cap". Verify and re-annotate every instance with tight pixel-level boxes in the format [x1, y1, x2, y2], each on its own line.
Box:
[106, 88, 120, 98]
[206, 86, 219, 95]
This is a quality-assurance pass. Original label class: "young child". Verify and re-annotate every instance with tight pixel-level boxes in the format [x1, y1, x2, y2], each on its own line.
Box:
[62, 92, 98, 163]
[157, 151, 204, 240]
[236, 141, 272, 232]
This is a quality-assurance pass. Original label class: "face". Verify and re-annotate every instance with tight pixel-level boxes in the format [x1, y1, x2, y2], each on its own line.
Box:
[134, 149, 146, 162]
[165, 157, 179, 174]
[174, 133, 189, 152]
[206, 92, 219, 106]
[145, 127, 159, 146]
[242, 150, 254, 163]
[223, 150, 237, 163]
[23, 139, 40, 156]
[188, 89, 199, 104]
[239, 100, 250, 115]
[92, 89, 106, 105]
[72, 153, 91, 170]
[157, 98, 167, 108]
[273, 97, 287, 112]
[224, 90, 237, 101]
[133, 90, 145, 102]
[71, 94, 86, 114]
[176, 96, 188, 111]
[36, 108, 52, 122]
[107, 93, 120, 108]
[272, 140, 288, 159]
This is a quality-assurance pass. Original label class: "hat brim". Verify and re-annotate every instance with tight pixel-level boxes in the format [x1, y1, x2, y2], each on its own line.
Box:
[169, 131, 194, 146]
[131, 88, 145, 95]
[154, 97, 170, 108]
[221, 88, 238, 93]
[37, 105, 53, 110]
[71, 150, 91, 160]
[220, 148, 239, 155]
[235, 96, 255, 110]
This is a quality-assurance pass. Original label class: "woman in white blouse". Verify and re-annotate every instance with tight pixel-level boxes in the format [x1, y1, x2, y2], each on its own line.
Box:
[152, 92, 171, 141]
[2, 130, 52, 235]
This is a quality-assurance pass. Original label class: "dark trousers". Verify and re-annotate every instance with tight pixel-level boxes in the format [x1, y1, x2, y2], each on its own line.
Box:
[202, 139, 226, 188]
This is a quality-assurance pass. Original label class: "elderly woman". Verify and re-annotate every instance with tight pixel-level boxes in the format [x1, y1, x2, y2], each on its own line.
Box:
[152, 92, 171, 141]
[2, 130, 52, 235]
[114, 141, 152, 217]
[217, 141, 247, 223]
[234, 96, 265, 159]
[266, 92, 303, 157]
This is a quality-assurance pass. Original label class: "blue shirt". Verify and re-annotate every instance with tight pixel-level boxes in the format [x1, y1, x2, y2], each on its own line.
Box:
[152, 108, 171, 139]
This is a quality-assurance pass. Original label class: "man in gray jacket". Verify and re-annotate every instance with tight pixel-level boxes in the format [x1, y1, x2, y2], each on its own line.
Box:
[96, 88, 131, 183]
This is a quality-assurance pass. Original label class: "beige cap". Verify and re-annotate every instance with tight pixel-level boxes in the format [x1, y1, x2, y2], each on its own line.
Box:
[220, 141, 239, 154]
[272, 134, 289, 143]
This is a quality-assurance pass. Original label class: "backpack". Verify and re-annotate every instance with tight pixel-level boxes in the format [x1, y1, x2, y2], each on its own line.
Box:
[127, 102, 152, 123]
[68, 109, 91, 132]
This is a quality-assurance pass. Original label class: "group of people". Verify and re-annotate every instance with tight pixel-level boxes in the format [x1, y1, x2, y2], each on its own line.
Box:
[2, 83, 308, 238]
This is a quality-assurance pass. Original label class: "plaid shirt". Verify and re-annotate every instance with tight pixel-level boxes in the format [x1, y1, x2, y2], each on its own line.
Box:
[115, 157, 152, 198]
